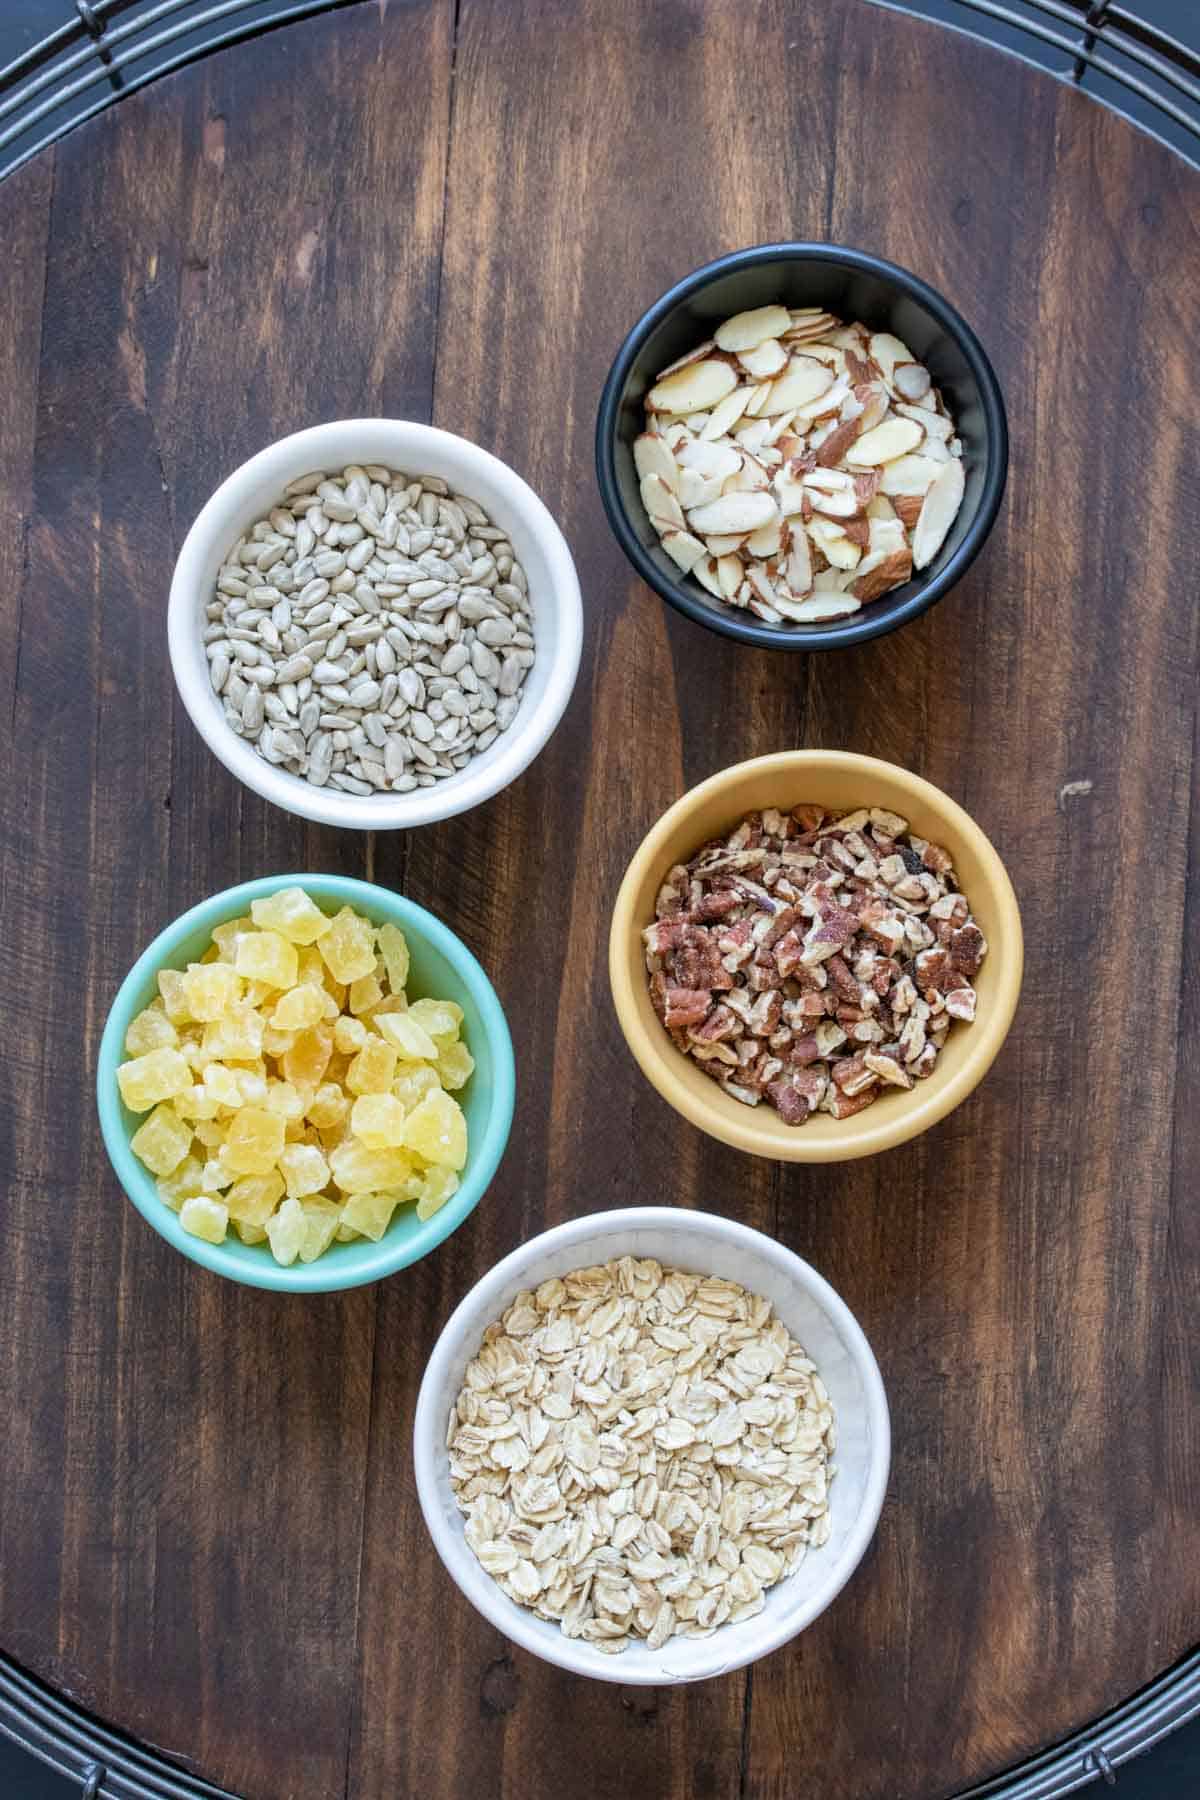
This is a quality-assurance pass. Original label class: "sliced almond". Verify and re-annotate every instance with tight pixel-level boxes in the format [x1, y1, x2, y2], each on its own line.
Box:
[716, 554, 744, 598]
[897, 401, 951, 440]
[747, 517, 783, 559]
[867, 512, 907, 556]
[847, 417, 924, 466]
[773, 470, 809, 516]
[743, 381, 776, 419]
[813, 416, 861, 468]
[737, 339, 789, 379]
[794, 375, 850, 422]
[653, 338, 717, 381]
[893, 362, 932, 402]
[785, 522, 812, 597]
[677, 467, 724, 511]
[892, 493, 924, 530]
[923, 437, 951, 464]
[807, 487, 858, 520]
[692, 556, 725, 600]
[806, 518, 861, 570]
[746, 567, 779, 609]
[714, 304, 792, 353]
[852, 545, 913, 601]
[699, 387, 753, 441]
[687, 490, 779, 535]
[812, 566, 848, 591]
[722, 451, 770, 494]
[659, 527, 707, 574]
[842, 516, 870, 548]
[763, 357, 834, 415]
[879, 453, 940, 497]
[776, 592, 862, 622]
[912, 458, 965, 569]
[867, 332, 915, 384]
[646, 359, 738, 415]
[854, 382, 890, 434]
[678, 439, 741, 478]
[633, 432, 679, 492]
[640, 474, 684, 530]
[866, 493, 898, 522]
[706, 532, 748, 556]
[783, 311, 839, 341]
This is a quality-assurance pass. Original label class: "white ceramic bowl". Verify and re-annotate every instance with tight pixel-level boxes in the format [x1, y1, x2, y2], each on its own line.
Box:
[168, 420, 583, 829]
[413, 1208, 890, 1684]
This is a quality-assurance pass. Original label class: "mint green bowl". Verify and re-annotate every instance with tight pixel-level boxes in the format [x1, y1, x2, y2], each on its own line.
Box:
[96, 874, 515, 1292]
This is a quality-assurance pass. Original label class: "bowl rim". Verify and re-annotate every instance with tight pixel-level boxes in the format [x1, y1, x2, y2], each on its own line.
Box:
[412, 1205, 891, 1683]
[95, 873, 516, 1291]
[594, 241, 1009, 651]
[608, 751, 1024, 1162]
[168, 419, 583, 829]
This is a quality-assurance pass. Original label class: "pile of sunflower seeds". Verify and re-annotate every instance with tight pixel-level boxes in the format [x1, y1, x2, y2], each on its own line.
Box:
[204, 465, 534, 795]
[448, 1256, 835, 1654]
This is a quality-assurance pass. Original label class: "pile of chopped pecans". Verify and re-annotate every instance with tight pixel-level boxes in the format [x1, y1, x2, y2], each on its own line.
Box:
[637, 304, 965, 625]
[643, 805, 987, 1124]
[449, 1256, 835, 1654]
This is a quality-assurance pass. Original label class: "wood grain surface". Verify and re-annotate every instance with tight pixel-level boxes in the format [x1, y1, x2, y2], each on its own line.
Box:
[0, 2, 1198, 1797]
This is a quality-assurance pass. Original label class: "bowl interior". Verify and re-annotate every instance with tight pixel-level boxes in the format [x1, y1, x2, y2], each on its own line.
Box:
[171, 421, 580, 827]
[415, 1211, 889, 1683]
[602, 249, 1004, 645]
[97, 874, 514, 1290]
[611, 754, 1022, 1162]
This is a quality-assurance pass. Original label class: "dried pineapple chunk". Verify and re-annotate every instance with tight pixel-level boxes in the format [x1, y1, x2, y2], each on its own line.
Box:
[175, 1082, 220, 1122]
[251, 886, 332, 945]
[393, 1062, 442, 1112]
[339, 1189, 401, 1242]
[348, 973, 384, 1016]
[235, 928, 299, 990]
[350, 1093, 408, 1150]
[211, 916, 254, 960]
[299, 1199, 340, 1262]
[117, 1046, 192, 1113]
[318, 907, 377, 983]
[181, 961, 243, 1022]
[265, 1079, 306, 1122]
[202, 1062, 242, 1108]
[180, 1196, 229, 1245]
[262, 1025, 296, 1058]
[408, 998, 464, 1043]
[376, 1011, 438, 1061]
[225, 1170, 285, 1225]
[402, 1089, 467, 1170]
[333, 1015, 369, 1055]
[376, 922, 410, 994]
[193, 1119, 225, 1149]
[346, 1037, 398, 1095]
[202, 1004, 265, 1062]
[156, 1155, 207, 1212]
[282, 1024, 333, 1090]
[222, 1106, 286, 1175]
[272, 983, 325, 1031]
[329, 1140, 413, 1195]
[235, 1219, 268, 1245]
[234, 1068, 269, 1107]
[157, 968, 193, 1025]
[201, 1156, 235, 1191]
[130, 1103, 193, 1176]
[306, 1082, 349, 1130]
[278, 1142, 331, 1199]
[266, 1196, 306, 1266]
[436, 1040, 475, 1091]
[416, 1166, 460, 1222]
[125, 1002, 179, 1057]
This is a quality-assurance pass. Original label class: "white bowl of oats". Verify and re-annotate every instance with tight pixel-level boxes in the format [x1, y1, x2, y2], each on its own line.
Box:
[413, 1208, 889, 1683]
[169, 420, 582, 828]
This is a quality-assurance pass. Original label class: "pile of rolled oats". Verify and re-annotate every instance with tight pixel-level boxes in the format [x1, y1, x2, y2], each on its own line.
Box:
[448, 1256, 835, 1654]
[637, 304, 965, 624]
[644, 805, 987, 1124]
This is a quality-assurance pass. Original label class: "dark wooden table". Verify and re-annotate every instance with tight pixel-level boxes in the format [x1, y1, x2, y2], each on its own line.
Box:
[1, 2, 1198, 1796]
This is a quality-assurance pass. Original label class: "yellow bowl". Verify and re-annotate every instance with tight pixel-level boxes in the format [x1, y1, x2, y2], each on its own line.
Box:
[609, 752, 1023, 1163]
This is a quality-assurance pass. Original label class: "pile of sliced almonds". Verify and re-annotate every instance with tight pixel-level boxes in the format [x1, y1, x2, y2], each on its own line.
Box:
[636, 304, 966, 625]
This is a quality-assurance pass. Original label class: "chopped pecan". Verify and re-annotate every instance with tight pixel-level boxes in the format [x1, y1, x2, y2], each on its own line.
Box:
[645, 804, 986, 1125]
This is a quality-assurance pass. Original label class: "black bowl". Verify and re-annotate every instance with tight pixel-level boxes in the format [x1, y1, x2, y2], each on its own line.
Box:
[595, 244, 1008, 651]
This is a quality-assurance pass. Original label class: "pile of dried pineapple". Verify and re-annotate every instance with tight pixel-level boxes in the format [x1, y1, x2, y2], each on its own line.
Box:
[116, 887, 471, 1264]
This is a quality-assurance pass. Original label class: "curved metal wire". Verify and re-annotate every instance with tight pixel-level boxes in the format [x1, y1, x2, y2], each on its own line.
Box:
[0, 0, 1197, 183]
